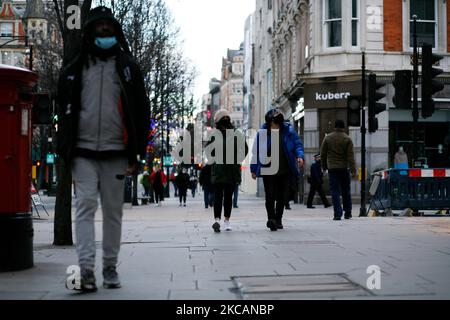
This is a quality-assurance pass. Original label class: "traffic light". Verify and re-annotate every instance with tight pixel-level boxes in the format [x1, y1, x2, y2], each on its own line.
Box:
[347, 95, 361, 127]
[421, 44, 444, 118]
[368, 74, 386, 133]
[32, 94, 51, 125]
[392, 70, 412, 109]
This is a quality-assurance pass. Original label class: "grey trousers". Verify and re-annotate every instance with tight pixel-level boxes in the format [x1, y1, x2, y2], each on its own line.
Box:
[72, 156, 128, 271]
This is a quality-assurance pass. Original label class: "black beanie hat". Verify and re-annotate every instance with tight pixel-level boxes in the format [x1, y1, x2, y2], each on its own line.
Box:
[84, 6, 120, 31]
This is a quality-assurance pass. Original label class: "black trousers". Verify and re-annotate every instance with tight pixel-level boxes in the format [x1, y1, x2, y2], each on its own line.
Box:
[154, 187, 164, 203]
[307, 181, 330, 207]
[179, 187, 187, 204]
[263, 174, 289, 222]
[214, 183, 234, 220]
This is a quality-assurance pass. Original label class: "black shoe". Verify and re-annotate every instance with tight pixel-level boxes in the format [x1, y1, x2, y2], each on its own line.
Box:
[325, 204, 332, 208]
[70, 268, 97, 293]
[307, 206, 315, 209]
[333, 217, 342, 221]
[266, 219, 278, 231]
[103, 266, 121, 289]
[233, 206, 238, 209]
[276, 220, 284, 229]
[345, 215, 352, 220]
[285, 206, 291, 210]
[212, 222, 221, 233]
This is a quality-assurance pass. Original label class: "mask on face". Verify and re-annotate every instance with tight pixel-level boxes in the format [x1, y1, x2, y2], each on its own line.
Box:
[95, 36, 118, 50]
[273, 114, 284, 125]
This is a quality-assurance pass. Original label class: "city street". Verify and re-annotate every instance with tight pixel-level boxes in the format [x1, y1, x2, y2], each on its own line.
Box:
[1, 191, 450, 300]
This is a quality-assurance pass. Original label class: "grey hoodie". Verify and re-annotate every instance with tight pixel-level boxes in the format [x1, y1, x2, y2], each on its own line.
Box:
[76, 56, 125, 152]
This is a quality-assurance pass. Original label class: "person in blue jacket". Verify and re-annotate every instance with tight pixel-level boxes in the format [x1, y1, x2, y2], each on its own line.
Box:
[251, 108, 305, 231]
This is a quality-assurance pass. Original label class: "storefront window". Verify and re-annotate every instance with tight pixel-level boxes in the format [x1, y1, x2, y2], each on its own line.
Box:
[410, 0, 437, 48]
[324, 0, 342, 48]
[1, 51, 12, 65]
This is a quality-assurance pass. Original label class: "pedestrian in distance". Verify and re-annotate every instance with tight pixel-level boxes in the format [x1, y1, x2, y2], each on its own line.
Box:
[251, 108, 305, 231]
[232, 181, 240, 209]
[56, 6, 150, 292]
[150, 166, 167, 207]
[190, 174, 198, 198]
[199, 163, 214, 209]
[320, 120, 356, 221]
[170, 168, 178, 197]
[306, 154, 331, 209]
[233, 167, 242, 209]
[139, 171, 151, 205]
[208, 109, 248, 233]
[176, 168, 190, 207]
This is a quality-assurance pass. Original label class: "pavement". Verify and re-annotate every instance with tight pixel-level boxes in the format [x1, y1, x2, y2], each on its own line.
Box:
[1, 191, 450, 300]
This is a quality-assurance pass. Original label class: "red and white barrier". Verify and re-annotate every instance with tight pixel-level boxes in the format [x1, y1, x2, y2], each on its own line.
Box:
[408, 169, 450, 178]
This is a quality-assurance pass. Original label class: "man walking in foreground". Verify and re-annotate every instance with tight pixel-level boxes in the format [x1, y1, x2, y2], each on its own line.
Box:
[251, 108, 304, 231]
[320, 120, 356, 221]
[57, 6, 149, 292]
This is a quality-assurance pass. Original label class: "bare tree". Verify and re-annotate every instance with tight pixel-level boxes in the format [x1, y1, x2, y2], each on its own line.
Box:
[52, 0, 93, 246]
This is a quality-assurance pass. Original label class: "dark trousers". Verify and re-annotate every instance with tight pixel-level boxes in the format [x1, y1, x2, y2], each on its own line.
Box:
[173, 182, 178, 197]
[214, 183, 234, 220]
[179, 187, 187, 204]
[263, 174, 289, 222]
[154, 187, 164, 204]
[307, 181, 330, 207]
[328, 169, 352, 218]
[203, 186, 214, 208]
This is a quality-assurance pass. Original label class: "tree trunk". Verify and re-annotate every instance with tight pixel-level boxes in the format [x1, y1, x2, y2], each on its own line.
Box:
[53, 0, 92, 246]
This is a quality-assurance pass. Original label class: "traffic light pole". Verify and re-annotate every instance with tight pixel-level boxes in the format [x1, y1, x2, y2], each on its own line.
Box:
[360, 52, 367, 217]
[412, 15, 419, 165]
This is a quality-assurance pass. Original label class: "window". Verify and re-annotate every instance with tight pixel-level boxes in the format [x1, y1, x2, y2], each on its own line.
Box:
[268, 0, 272, 10]
[1, 51, 12, 65]
[324, 0, 342, 48]
[0, 23, 13, 37]
[410, 0, 437, 48]
[351, 0, 359, 46]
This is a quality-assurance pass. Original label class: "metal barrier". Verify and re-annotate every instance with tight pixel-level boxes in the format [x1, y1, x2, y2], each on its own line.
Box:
[369, 169, 450, 214]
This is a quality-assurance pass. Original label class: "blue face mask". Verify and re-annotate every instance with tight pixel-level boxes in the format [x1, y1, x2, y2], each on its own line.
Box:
[94, 36, 118, 50]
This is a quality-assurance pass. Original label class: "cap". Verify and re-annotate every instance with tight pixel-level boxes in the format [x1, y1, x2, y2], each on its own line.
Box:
[214, 109, 231, 123]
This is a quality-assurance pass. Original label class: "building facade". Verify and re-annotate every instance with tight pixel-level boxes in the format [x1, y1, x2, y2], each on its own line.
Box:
[0, 0, 47, 68]
[220, 47, 245, 128]
[250, 0, 450, 202]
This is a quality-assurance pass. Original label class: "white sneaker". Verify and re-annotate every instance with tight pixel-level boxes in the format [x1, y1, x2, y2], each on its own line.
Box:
[224, 220, 232, 231]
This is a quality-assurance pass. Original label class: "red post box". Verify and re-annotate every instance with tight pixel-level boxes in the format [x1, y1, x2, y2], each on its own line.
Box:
[0, 64, 38, 271]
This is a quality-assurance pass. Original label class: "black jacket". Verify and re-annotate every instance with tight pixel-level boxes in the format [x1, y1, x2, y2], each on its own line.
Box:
[311, 161, 324, 184]
[56, 50, 150, 166]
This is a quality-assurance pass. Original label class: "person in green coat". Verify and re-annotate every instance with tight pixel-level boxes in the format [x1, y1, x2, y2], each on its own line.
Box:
[208, 109, 248, 233]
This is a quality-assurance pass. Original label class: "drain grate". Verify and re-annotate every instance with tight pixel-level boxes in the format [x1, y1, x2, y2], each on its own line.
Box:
[232, 274, 372, 299]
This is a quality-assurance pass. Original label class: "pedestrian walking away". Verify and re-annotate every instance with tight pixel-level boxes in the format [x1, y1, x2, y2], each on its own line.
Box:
[176, 168, 190, 207]
[306, 154, 331, 209]
[151, 166, 167, 206]
[320, 120, 356, 221]
[56, 6, 150, 293]
[251, 108, 304, 231]
[207, 109, 248, 233]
